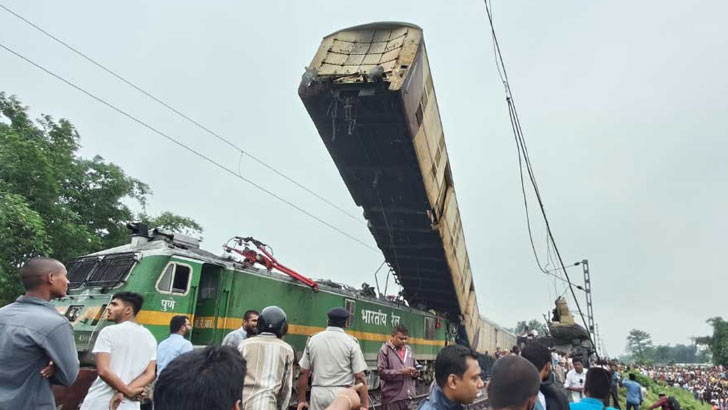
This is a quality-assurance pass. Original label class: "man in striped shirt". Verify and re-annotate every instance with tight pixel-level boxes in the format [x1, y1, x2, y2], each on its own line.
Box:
[238, 306, 295, 410]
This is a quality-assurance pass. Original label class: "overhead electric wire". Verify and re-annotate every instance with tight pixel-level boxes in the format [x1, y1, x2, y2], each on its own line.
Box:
[0, 41, 378, 252]
[513, 107, 549, 274]
[0, 2, 363, 225]
[545, 232, 559, 299]
[544, 270, 585, 291]
[544, 261, 581, 273]
[483, 0, 598, 357]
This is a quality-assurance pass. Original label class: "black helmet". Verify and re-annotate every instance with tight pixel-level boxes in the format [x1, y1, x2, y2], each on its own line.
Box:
[257, 306, 288, 338]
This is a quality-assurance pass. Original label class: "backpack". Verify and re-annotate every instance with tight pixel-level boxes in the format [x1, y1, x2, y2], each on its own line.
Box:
[667, 396, 681, 410]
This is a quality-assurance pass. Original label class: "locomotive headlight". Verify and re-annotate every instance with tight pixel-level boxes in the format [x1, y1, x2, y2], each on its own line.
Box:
[65, 305, 84, 322]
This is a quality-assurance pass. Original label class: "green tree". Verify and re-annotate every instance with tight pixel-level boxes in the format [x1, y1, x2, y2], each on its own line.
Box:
[652, 344, 670, 364]
[139, 212, 203, 237]
[695, 317, 728, 366]
[0, 191, 51, 304]
[0, 93, 202, 306]
[626, 329, 653, 363]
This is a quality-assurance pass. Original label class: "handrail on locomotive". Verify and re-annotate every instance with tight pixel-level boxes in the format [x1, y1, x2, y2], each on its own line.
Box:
[223, 236, 319, 291]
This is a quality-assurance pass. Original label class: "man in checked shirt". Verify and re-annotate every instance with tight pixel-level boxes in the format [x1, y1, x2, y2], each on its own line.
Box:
[238, 306, 295, 410]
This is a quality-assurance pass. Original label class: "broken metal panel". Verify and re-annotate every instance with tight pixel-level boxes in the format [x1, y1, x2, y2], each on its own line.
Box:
[324, 52, 349, 66]
[372, 29, 391, 42]
[331, 39, 355, 54]
[345, 54, 366, 66]
[352, 42, 373, 55]
[307, 23, 421, 86]
[362, 53, 383, 66]
[368, 41, 387, 54]
[381, 48, 401, 63]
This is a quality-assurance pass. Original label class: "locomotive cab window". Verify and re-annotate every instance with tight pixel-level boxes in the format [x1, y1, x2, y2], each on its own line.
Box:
[424, 317, 436, 340]
[345, 299, 355, 327]
[156, 263, 192, 295]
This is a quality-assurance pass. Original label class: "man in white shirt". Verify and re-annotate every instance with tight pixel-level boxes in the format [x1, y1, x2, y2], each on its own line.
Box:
[564, 358, 588, 403]
[222, 309, 259, 348]
[80, 292, 157, 410]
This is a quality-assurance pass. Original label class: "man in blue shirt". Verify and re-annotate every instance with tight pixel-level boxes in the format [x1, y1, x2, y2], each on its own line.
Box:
[569, 367, 618, 410]
[157, 315, 193, 376]
[621, 374, 643, 410]
[0, 257, 80, 410]
[609, 363, 622, 409]
[418, 345, 485, 410]
[222, 309, 259, 349]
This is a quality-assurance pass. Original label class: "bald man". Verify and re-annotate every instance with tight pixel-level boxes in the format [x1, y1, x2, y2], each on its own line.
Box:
[0, 257, 79, 410]
[487, 355, 541, 410]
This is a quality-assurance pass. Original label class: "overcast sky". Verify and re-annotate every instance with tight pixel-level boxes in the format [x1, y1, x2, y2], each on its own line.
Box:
[2, 0, 726, 356]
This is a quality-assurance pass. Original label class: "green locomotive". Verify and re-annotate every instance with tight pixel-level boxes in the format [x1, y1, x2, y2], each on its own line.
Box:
[52, 225, 453, 400]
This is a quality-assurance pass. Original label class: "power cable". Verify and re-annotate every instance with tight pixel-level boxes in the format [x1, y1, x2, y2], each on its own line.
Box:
[545, 232, 559, 299]
[544, 261, 581, 274]
[483, 0, 598, 358]
[0, 2, 364, 225]
[544, 269, 585, 291]
[513, 117, 549, 274]
[0, 40, 378, 252]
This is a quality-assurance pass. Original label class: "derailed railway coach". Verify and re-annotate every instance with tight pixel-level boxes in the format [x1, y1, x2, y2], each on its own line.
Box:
[51, 226, 453, 407]
[298, 22, 516, 358]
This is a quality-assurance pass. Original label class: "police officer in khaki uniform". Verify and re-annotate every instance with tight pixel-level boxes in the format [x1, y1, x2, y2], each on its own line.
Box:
[296, 308, 369, 410]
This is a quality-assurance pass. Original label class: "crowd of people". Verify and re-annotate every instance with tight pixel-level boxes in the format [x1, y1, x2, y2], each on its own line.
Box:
[629, 364, 728, 410]
[0, 257, 723, 410]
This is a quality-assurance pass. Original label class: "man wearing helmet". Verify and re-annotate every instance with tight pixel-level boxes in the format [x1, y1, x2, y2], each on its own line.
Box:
[238, 306, 295, 410]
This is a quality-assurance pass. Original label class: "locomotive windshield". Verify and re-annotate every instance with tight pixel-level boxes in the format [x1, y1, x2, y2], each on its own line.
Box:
[66, 252, 137, 289]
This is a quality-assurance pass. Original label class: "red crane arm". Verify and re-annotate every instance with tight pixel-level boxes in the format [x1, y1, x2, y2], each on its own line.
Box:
[223, 237, 319, 291]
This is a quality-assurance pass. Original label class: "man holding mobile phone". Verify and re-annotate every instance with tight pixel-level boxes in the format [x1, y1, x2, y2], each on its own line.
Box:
[564, 358, 588, 403]
[377, 325, 419, 410]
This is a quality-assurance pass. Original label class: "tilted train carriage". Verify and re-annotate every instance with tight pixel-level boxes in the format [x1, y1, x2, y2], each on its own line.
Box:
[298, 22, 516, 354]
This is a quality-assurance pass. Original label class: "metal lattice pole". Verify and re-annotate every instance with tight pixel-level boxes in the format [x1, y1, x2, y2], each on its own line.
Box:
[595, 323, 607, 358]
[582, 259, 595, 342]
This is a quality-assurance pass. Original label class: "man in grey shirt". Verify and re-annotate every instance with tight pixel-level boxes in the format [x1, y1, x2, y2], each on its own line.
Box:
[222, 309, 259, 348]
[0, 257, 79, 410]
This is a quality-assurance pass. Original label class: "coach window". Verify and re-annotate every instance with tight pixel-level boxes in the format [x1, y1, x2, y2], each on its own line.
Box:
[156, 262, 192, 295]
[424, 317, 436, 340]
[345, 299, 355, 327]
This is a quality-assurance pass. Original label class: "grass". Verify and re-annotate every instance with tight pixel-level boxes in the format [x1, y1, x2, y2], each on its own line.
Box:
[614, 373, 711, 410]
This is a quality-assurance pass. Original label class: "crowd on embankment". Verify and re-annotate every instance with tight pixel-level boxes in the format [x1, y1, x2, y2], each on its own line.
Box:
[626, 364, 727, 410]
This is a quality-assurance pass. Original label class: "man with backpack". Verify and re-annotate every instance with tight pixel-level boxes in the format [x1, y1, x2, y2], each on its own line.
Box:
[647, 393, 681, 410]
